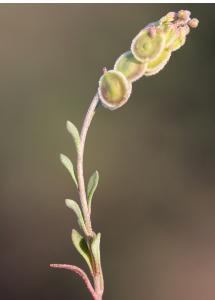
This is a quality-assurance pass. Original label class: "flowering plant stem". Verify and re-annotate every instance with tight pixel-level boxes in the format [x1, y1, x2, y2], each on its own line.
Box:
[50, 10, 199, 300]
[51, 93, 103, 300]
[77, 93, 103, 300]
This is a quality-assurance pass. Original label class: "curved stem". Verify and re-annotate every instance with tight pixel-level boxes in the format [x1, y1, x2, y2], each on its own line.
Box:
[77, 93, 99, 236]
[52, 93, 103, 300]
[50, 264, 97, 300]
[76, 93, 104, 300]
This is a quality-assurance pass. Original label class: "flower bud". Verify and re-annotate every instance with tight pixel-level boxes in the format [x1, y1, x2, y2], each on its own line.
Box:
[114, 51, 147, 82]
[188, 18, 199, 28]
[177, 10, 191, 21]
[131, 28, 165, 62]
[98, 70, 132, 110]
[145, 49, 171, 76]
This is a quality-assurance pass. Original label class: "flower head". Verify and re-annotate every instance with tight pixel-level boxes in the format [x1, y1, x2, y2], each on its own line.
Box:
[98, 10, 199, 110]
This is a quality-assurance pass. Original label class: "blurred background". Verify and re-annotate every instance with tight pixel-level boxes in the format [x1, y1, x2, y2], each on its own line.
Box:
[0, 4, 215, 300]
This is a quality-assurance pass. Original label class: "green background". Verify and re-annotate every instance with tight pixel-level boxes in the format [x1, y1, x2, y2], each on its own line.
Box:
[0, 4, 215, 300]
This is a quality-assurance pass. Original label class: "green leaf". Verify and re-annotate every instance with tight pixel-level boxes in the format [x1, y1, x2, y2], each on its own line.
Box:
[91, 233, 103, 288]
[71, 229, 93, 273]
[65, 199, 87, 235]
[60, 154, 78, 187]
[66, 121, 81, 152]
[91, 233, 101, 269]
[87, 171, 99, 211]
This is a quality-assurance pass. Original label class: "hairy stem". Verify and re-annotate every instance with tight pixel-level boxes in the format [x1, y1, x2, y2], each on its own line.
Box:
[52, 93, 103, 300]
[76, 93, 103, 299]
[77, 93, 99, 237]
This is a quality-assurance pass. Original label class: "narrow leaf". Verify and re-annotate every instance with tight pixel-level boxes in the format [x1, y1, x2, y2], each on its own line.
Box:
[65, 199, 87, 235]
[87, 171, 99, 211]
[71, 229, 93, 274]
[60, 154, 78, 187]
[91, 233, 101, 270]
[66, 121, 81, 152]
[91, 233, 103, 288]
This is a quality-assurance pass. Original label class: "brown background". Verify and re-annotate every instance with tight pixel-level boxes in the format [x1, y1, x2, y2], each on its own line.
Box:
[0, 4, 215, 300]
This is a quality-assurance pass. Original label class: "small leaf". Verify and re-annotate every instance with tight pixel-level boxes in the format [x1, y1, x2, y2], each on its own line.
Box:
[91, 233, 103, 287]
[65, 199, 87, 235]
[92, 233, 101, 268]
[71, 229, 93, 274]
[87, 171, 99, 211]
[92, 233, 104, 289]
[60, 154, 78, 187]
[66, 121, 81, 152]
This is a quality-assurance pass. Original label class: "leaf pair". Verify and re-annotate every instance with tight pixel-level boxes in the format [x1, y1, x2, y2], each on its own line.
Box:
[72, 229, 102, 277]
[72, 229, 93, 274]
[61, 157, 99, 220]
[64, 169, 99, 232]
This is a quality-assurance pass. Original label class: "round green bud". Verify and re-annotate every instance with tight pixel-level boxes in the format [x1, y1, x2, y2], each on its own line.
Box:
[145, 48, 171, 76]
[114, 51, 147, 82]
[98, 70, 132, 110]
[131, 28, 165, 63]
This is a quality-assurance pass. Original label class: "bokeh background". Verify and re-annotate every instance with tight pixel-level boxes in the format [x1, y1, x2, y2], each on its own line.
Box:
[0, 4, 215, 300]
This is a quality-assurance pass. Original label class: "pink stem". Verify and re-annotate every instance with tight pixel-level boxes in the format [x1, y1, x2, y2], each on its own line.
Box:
[77, 93, 99, 236]
[50, 264, 97, 300]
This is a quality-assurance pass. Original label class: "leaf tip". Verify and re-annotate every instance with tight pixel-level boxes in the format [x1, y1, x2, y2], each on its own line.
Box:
[66, 120, 71, 128]
[71, 228, 79, 241]
[66, 120, 76, 133]
[65, 198, 71, 208]
[71, 228, 76, 235]
[60, 153, 65, 161]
